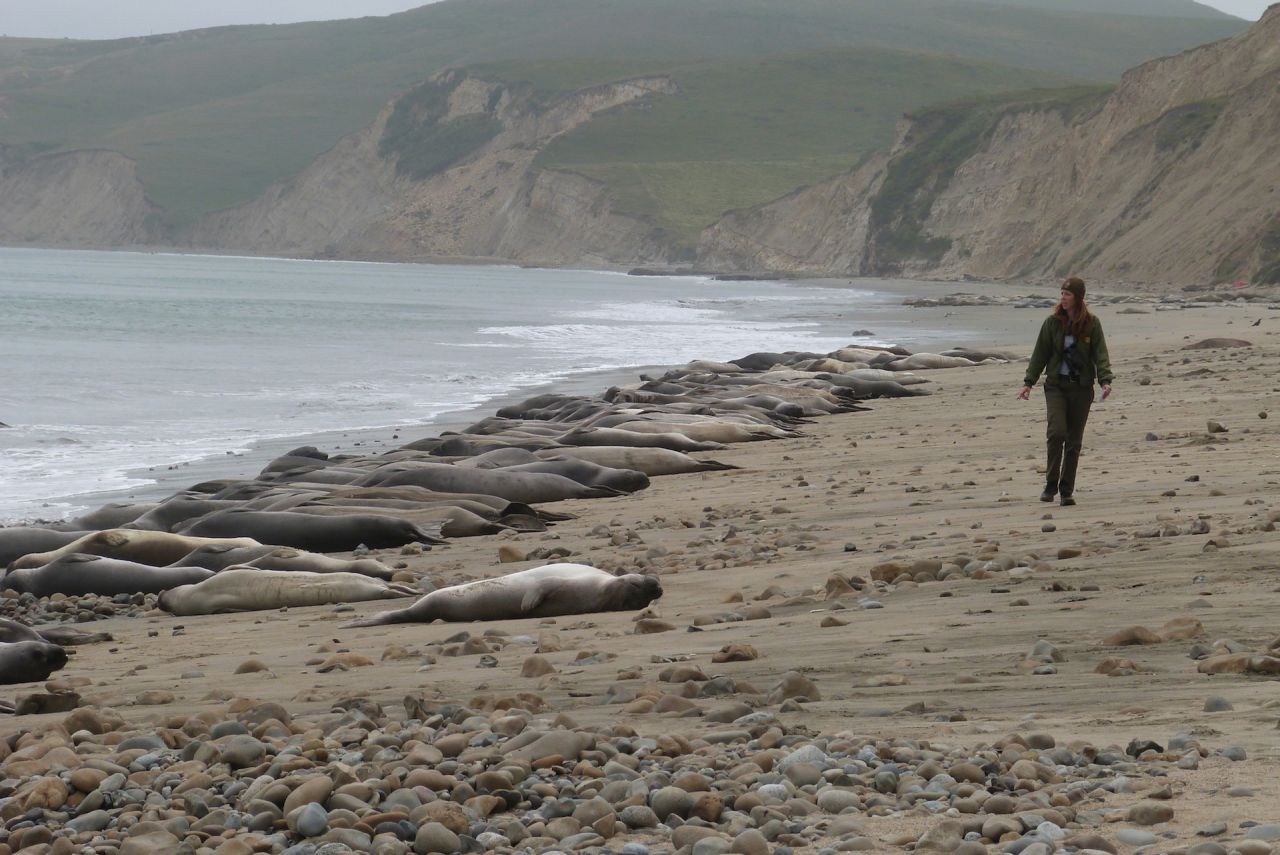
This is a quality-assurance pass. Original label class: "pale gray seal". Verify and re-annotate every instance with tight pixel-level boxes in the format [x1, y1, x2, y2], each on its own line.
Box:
[533, 446, 736, 476]
[346, 563, 662, 627]
[243, 547, 395, 580]
[2, 554, 215, 598]
[886, 353, 988, 370]
[158, 568, 418, 615]
[608, 419, 793, 443]
[358, 463, 626, 504]
[556, 427, 724, 453]
[9, 530, 262, 571]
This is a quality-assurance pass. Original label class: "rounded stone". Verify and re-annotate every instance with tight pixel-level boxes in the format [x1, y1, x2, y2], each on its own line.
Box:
[650, 786, 694, 820]
[730, 828, 770, 855]
[619, 805, 660, 829]
[292, 803, 330, 838]
[1127, 802, 1174, 826]
[414, 821, 461, 855]
[219, 735, 267, 769]
[816, 788, 861, 813]
[1116, 828, 1160, 845]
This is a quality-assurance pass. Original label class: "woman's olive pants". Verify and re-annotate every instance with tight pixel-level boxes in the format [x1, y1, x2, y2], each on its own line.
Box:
[1044, 383, 1095, 495]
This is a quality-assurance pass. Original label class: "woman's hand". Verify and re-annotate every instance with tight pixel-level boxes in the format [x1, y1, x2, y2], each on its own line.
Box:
[1101, 383, 1112, 401]
[1017, 385, 1031, 400]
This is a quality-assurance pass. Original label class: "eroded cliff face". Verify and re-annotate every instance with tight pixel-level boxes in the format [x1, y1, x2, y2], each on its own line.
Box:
[185, 71, 678, 266]
[699, 7, 1280, 286]
[0, 148, 159, 247]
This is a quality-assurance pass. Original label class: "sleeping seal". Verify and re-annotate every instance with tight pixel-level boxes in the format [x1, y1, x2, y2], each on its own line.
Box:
[2, 554, 214, 598]
[157, 568, 419, 616]
[0, 527, 92, 567]
[176, 510, 443, 551]
[9, 530, 262, 570]
[0, 640, 68, 684]
[346, 563, 662, 627]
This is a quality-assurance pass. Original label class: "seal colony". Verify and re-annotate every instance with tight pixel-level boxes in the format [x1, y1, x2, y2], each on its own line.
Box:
[0, 341, 968, 622]
[3, 287, 1280, 855]
[0, 339, 976, 680]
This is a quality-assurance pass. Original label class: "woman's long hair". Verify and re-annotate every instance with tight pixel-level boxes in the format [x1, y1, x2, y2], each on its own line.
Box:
[1052, 277, 1093, 338]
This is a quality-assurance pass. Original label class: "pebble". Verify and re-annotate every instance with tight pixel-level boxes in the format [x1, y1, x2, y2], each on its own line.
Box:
[0, 666, 1263, 855]
[1203, 695, 1233, 712]
[1116, 828, 1160, 845]
[414, 821, 460, 854]
[1245, 825, 1280, 840]
[292, 803, 330, 838]
[1127, 802, 1174, 825]
[1186, 844, 1229, 855]
[1221, 745, 1248, 761]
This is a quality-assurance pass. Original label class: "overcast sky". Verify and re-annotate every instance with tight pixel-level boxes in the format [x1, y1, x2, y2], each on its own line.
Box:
[0, 0, 1269, 40]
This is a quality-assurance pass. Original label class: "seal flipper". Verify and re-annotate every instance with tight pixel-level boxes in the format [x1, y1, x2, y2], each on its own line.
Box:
[519, 580, 578, 617]
[519, 586, 547, 614]
[344, 594, 427, 627]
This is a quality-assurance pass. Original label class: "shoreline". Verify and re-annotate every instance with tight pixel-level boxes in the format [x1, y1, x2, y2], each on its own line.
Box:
[15, 276, 1049, 524]
[2, 290, 1278, 852]
[12, 273, 1272, 525]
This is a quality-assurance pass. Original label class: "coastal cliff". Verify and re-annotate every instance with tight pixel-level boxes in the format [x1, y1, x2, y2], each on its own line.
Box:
[185, 71, 678, 267]
[699, 7, 1280, 286]
[0, 148, 159, 247]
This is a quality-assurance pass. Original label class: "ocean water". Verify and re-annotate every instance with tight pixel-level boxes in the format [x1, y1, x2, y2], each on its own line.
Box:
[1, 248, 949, 524]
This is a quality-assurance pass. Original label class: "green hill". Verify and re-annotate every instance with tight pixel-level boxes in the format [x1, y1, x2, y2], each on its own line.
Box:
[0, 0, 1245, 234]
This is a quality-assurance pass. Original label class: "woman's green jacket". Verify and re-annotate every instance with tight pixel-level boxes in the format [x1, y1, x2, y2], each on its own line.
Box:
[1023, 314, 1114, 388]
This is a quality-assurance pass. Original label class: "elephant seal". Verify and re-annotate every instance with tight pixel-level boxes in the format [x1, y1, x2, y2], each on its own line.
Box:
[168, 544, 282, 571]
[729, 351, 824, 372]
[609, 419, 794, 443]
[0, 527, 91, 568]
[885, 353, 985, 370]
[346, 563, 662, 627]
[812, 374, 930, 398]
[54, 503, 159, 531]
[483, 459, 650, 493]
[158, 568, 418, 616]
[0, 640, 68, 684]
[358, 463, 626, 504]
[244, 548, 395, 580]
[9, 530, 262, 571]
[122, 497, 243, 532]
[177, 510, 443, 551]
[0, 619, 112, 647]
[288, 503, 508, 538]
[556, 427, 724, 453]
[1, 554, 215, 598]
[533, 446, 737, 476]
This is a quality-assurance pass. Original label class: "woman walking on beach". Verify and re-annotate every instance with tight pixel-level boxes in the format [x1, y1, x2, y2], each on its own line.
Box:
[1018, 277, 1113, 506]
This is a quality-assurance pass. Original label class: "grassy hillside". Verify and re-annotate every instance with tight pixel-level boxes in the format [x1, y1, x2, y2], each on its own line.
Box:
[468, 51, 1078, 254]
[0, 0, 1245, 233]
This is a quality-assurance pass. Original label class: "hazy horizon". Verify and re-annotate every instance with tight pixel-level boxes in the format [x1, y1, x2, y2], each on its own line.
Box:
[0, 0, 1268, 40]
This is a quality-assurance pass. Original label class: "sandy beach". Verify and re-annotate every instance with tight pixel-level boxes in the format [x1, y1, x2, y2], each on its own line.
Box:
[3, 281, 1279, 855]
